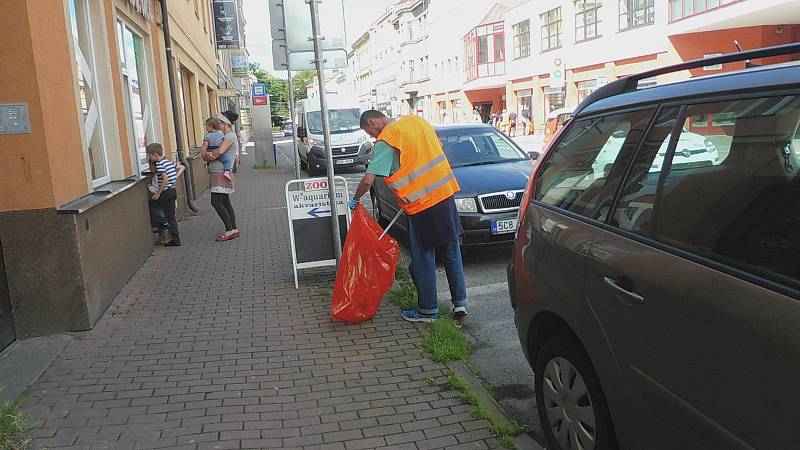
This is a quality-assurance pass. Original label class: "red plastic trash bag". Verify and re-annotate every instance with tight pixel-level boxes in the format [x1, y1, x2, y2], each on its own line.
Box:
[332, 203, 400, 323]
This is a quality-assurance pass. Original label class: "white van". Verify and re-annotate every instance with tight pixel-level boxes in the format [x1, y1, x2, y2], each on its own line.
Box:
[296, 96, 372, 175]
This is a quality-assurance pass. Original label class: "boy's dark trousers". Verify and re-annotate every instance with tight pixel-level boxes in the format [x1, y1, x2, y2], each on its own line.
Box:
[149, 188, 179, 243]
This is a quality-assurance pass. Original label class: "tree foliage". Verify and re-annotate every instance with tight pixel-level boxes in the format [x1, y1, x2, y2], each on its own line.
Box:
[249, 63, 318, 124]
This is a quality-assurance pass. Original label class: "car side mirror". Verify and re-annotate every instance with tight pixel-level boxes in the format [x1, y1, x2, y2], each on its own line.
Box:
[297, 127, 307, 138]
[528, 151, 540, 161]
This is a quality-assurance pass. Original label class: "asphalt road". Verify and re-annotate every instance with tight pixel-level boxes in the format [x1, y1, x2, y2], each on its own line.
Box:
[273, 139, 546, 447]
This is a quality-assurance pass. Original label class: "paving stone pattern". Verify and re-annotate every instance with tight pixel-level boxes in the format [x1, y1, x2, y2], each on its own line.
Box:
[20, 155, 501, 449]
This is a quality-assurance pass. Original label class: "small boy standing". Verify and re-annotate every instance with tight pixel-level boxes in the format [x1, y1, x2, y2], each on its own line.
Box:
[147, 143, 184, 247]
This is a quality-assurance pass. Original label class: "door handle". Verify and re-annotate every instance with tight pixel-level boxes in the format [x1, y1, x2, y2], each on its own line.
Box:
[603, 276, 645, 304]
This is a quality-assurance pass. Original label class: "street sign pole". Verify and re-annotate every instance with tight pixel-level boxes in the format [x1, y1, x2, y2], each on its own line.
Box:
[280, 3, 301, 179]
[308, 0, 342, 263]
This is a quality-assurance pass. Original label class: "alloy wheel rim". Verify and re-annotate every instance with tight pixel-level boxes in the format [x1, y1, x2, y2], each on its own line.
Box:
[543, 357, 597, 450]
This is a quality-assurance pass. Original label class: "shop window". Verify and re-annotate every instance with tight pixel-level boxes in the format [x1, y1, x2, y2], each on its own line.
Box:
[577, 79, 600, 103]
[544, 86, 566, 117]
[540, 8, 562, 52]
[177, 67, 196, 152]
[513, 20, 530, 59]
[68, 0, 110, 186]
[619, 0, 654, 30]
[575, 0, 602, 42]
[516, 90, 533, 128]
[117, 19, 154, 176]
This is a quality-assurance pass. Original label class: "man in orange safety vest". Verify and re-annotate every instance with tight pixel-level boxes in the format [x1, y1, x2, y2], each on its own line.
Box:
[350, 110, 467, 323]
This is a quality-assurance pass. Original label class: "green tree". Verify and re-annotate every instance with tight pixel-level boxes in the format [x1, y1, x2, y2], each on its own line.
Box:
[248, 65, 319, 124]
[291, 70, 317, 101]
[249, 63, 289, 122]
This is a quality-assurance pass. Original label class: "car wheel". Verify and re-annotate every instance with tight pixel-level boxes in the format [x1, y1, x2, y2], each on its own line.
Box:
[535, 334, 617, 450]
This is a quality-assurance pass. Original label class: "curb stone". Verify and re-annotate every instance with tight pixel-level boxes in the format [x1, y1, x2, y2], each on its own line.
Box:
[413, 323, 544, 450]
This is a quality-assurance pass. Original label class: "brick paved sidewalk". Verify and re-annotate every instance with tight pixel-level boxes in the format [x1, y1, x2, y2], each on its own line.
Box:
[20, 154, 501, 450]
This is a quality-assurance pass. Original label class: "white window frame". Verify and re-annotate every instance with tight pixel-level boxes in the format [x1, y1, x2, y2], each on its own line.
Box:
[68, 0, 112, 188]
[116, 16, 157, 178]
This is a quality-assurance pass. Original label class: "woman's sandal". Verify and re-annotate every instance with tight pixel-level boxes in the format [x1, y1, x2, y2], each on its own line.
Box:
[216, 233, 236, 242]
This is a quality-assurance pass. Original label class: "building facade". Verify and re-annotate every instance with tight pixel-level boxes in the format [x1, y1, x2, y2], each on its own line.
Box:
[345, 0, 799, 132]
[0, 0, 244, 349]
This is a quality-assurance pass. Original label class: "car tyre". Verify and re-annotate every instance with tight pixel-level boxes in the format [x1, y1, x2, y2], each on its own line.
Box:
[535, 334, 617, 450]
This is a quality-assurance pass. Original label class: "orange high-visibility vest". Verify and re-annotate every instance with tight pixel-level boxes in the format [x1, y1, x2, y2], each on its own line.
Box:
[378, 115, 460, 215]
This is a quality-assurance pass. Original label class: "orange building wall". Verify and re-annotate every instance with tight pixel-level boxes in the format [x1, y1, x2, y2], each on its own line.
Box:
[27, 0, 91, 208]
[669, 25, 799, 77]
[0, 0, 88, 212]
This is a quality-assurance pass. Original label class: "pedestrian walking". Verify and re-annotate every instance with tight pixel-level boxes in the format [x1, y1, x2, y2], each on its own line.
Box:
[521, 107, 532, 135]
[508, 111, 518, 137]
[202, 113, 240, 241]
[147, 143, 184, 247]
[350, 110, 468, 323]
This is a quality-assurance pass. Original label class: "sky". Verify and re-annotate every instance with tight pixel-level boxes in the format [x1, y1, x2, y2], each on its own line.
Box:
[242, 0, 394, 77]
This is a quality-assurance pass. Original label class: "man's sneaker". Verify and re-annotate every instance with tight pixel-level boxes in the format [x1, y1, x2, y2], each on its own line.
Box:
[402, 310, 438, 323]
[453, 306, 467, 319]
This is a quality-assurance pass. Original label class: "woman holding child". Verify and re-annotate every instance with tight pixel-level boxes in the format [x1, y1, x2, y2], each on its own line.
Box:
[201, 112, 240, 241]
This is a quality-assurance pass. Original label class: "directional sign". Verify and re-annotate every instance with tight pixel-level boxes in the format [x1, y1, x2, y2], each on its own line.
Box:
[268, 0, 346, 53]
[272, 40, 348, 71]
[285, 176, 351, 289]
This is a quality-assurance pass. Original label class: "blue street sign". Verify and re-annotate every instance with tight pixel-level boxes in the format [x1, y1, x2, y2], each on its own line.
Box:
[307, 207, 331, 218]
[252, 83, 267, 97]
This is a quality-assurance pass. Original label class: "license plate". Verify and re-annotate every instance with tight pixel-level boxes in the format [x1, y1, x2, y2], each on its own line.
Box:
[491, 219, 518, 235]
[336, 158, 354, 165]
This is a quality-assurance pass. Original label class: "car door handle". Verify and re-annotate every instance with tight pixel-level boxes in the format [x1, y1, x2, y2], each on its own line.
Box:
[603, 276, 645, 304]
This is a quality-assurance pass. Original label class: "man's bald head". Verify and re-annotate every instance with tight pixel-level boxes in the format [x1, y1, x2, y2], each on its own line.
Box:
[360, 110, 390, 139]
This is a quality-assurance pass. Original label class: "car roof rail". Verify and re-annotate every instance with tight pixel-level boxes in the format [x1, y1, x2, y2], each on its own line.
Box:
[573, 42, 800, 117]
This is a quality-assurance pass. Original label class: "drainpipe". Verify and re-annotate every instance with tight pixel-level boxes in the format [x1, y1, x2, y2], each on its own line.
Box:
[159, 0, 198, 212]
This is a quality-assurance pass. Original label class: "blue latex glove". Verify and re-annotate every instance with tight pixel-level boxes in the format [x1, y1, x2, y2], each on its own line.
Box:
[348, 198, 359, 210]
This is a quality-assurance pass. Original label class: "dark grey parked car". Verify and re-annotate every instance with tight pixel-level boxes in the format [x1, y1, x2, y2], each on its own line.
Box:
[509, 43, 800, 450]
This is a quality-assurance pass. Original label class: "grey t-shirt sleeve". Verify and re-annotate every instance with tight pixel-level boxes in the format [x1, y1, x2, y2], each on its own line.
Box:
[223, 131, 239, 156]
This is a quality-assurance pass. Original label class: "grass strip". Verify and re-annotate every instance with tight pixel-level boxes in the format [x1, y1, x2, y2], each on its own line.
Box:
[421, 316, 471, 362]
[387, 283, 418, 311]
[447, 371, 527, 449]
[0, 389, 38, 450]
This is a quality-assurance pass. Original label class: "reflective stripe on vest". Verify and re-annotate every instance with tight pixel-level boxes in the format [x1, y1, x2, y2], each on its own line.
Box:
[379, 115, 460, 214]
[386, 153, 447, 191]
[401, 172, 457, 203]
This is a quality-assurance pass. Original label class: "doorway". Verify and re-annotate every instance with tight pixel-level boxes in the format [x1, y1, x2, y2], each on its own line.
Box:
[0, 239, 15, 351]
[474, 102, 493, 124]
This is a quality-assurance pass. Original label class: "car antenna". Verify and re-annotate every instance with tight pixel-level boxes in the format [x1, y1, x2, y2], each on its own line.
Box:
[734, 40, 760, 69]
